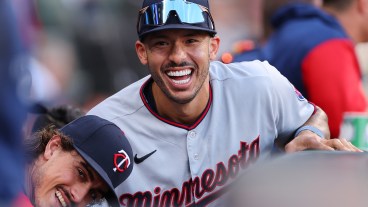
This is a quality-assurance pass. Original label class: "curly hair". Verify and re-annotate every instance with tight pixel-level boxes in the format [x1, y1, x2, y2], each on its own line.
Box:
[24, 125, 74, 163]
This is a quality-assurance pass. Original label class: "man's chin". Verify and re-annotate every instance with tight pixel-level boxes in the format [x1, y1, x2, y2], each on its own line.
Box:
[167, 94, 196, 105]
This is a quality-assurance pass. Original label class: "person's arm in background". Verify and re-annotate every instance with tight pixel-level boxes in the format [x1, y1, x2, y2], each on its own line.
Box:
[301, 39, 367, 138]
[285, 105, 361, 152]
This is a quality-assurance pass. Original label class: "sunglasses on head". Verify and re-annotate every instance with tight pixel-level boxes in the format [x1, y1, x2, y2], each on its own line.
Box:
[137, 0, 215, 35]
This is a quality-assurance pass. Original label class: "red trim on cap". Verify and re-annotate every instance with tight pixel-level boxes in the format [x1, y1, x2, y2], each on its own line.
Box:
[140, 78, 212, 130]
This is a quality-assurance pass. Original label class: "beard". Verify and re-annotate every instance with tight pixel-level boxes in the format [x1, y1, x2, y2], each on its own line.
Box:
[29, 165, 43, 206]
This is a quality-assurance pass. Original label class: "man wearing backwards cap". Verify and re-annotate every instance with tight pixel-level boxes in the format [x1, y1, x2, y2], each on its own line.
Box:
[22, 115, 133, 207]
[89, 0, 360, 206]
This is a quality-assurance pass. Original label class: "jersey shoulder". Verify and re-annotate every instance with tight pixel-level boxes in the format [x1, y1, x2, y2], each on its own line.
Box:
[88, 76, 150, 120]
[210, 60, 280, 82]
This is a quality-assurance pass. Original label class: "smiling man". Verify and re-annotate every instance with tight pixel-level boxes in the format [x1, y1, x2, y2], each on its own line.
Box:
[88, 0, 361, 206]
[23, 115, 133, 207]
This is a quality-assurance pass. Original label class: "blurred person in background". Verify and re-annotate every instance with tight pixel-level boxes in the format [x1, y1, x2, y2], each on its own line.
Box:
[10, 0, 79, 107]
[356, 43, 368, 95]
[12, 0, 85, 107]
[27, 32, 78, 105]
[233, 0, 368, 138]
[22, 115, 133, 207]
[34, 0, 145, 109]
[209, 0, 262, 57]
[227, 0, 322, 62]
[261, 0, 322, 42]
[0, 0, 29, 205]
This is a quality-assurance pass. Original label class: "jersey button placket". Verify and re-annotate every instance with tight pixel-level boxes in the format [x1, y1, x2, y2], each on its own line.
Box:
[189, 131, 196, 138]
[187, 130, 199, 162]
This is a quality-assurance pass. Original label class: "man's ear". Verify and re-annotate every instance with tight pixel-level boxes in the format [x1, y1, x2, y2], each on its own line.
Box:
[44, 135, 62, 160]
[136, 40, 148, 65]
[209, 36, 220, 61]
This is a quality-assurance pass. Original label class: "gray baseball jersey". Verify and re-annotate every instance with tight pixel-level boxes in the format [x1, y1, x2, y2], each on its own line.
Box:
[88, 60, 314, 207]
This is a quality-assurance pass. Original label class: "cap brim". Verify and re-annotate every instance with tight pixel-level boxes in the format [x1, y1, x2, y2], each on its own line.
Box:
[139, 24, 216, 40]
[74, 146, 120, 206]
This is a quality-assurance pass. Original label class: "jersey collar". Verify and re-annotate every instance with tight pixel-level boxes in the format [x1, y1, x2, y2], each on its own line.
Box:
[139, 77, 213, 130]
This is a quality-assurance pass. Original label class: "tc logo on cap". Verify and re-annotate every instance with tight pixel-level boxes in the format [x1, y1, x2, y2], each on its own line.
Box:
[113, 149, 131, 173]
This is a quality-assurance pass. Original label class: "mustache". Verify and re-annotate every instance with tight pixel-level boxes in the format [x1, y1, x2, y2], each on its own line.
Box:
[163, 61, 195, 69]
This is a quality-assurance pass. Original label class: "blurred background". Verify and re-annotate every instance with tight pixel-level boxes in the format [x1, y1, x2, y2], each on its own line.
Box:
[12, 0, 368, 111]
[14, 0, 263, 111]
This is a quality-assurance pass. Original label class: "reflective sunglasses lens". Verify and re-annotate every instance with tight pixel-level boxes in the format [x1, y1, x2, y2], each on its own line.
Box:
[140, 0, 206, 26]
[142, 5, 166, 25]
[163, 1, 205, 24]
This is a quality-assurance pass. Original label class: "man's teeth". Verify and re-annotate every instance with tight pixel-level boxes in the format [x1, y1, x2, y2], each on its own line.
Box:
[172, 77, 190, 85]
[167, 69, 192, 77]
[56, 191, 67, 207]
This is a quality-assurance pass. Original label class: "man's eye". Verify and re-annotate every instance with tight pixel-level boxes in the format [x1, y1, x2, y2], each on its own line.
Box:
[78, 168, 86, 180]
[186, 39, 198, 44]
[90, 190, 97, 200]
[155, 41, 167, 46]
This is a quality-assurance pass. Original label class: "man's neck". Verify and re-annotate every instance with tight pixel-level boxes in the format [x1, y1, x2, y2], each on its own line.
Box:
[337, 14, 361, 43]
[324, 7, 362, 43]
[152, 81, 210, 126]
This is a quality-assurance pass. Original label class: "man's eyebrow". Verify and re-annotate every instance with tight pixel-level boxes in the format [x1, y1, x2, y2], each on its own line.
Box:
[183, 32, 199, 37]
[81, 161, 95, 181]
[147, 34, 168, 40]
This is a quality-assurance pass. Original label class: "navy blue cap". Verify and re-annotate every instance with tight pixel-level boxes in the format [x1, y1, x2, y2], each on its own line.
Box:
[138, 0, 216, 40]
[60, 115, 133, 205]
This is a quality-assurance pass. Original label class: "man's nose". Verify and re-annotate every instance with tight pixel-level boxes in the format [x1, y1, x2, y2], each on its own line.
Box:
[169, 43, 187, 63]
[70, 183, 92, 204]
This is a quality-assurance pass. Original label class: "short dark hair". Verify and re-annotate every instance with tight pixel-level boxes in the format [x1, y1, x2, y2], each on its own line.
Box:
[323, 0, 355, 11]
[24, 125, 74, 162]
[140, 29, 215, 43]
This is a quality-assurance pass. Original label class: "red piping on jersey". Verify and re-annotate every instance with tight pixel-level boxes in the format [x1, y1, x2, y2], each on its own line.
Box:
[139, 78, 212, 130]
[308, 101, 317, 115]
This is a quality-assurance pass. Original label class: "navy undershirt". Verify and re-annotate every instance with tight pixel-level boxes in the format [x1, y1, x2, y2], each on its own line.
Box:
[143, 79, 158, 113]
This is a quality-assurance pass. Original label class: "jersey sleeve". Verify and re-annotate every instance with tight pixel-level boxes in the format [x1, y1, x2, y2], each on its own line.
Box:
[261, 61, 315, 144]
[301, 39, 367, 138]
